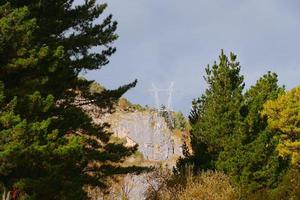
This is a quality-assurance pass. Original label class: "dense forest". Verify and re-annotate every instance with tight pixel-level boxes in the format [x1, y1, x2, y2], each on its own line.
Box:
[0, 0, 299, 200]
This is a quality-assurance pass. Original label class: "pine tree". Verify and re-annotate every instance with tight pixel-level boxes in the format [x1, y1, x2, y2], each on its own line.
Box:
[190, 50, 245, 170]
[262, 86, 300, 168]
[226, 72, 288, 193]
[0, 1, 140, 199]
[188, 54, 291, 195]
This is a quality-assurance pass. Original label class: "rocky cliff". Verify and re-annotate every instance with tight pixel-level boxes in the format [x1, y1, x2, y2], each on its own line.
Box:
[82, 95, 190, 200]
[108, 110, 184, 163]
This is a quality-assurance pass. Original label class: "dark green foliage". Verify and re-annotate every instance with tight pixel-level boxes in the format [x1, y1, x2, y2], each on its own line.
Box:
[0, 1, 140, 199]
[229, 72, 288, 193]
[185, 52, 290, 198]
[243, 72, 284, 142]
[2, 0, 118, 99]
[189, 50, 245, 170]
[244, 169, 300, 200]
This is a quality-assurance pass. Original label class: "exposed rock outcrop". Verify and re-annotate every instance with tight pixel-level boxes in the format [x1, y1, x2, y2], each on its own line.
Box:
[108, 111, 184, 163]
[82, 98, 190, 200]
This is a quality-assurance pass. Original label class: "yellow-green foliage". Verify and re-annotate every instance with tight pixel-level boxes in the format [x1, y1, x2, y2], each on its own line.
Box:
[146, 171, 240, 200]
[131, 104, 146, 112]
[173, 112, 191, 131]
[89, 81, 105, 94]
[177, 171, 239, 200]
[118, 98, 132, 110]
[109, 136, 127, 145]
[118, 98, 147, 112]
[262, 86, 300, 166]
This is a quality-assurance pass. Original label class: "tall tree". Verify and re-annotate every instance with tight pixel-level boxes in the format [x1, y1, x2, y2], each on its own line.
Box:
[257, 84, 300, 199]
[262, 86, 300, 168]
[2, 0, 119, 98]
[225, 72, 288, 193]
[0, 1, 139, 199]
[190, 50, 245, 170]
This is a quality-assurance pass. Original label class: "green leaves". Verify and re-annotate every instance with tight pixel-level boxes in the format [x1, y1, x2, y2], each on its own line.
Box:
[190, 50, 244, 169]
[189, 52, 289, 196]
[262, 86, 300, 167]
[0, 3, 37, 68]
[0, 1, 139, 199]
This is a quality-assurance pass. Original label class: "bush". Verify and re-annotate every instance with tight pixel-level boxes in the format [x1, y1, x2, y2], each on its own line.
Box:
[272, 169, 300, 200]
[118, 98, 132, 110]
[173, 112, 191, 131]
[145, 170, 240, 200]
[89, 81, 105, 94]
[177, 171, 240, 200]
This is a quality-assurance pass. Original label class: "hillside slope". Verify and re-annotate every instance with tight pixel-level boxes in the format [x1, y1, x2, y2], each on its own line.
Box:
[81, 85, 190, 199]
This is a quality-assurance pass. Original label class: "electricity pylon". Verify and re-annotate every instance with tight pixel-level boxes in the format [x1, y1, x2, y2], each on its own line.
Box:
[149, 82, 175, 128]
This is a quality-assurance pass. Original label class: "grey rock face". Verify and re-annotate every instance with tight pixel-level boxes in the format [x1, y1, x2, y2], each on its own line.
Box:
[85, 108, 186, 200]
[108, 111, 183, 162]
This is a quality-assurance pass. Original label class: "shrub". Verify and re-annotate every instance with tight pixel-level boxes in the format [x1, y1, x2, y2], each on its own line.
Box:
[272, 169, 300, 200]
[145, 170, 240, 200]
[118, 98, 132, 110]
[177, 171, 240, 200]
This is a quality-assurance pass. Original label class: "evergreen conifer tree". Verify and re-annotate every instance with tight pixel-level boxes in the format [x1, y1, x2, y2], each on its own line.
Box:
[190, 50, 245, 170]
[262, 86, 300, 168]
[0, 1, 140, 199]
[225, 72, 288, 193]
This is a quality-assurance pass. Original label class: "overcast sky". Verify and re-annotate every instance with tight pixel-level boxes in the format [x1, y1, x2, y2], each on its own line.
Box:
[85, 0, 300, 115]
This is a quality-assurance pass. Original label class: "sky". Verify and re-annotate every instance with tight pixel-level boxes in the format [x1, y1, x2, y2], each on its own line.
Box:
[85, 0, 300, 115]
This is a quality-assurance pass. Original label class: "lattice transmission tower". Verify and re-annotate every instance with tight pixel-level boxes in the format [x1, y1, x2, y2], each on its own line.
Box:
[149, 82, 175, 128]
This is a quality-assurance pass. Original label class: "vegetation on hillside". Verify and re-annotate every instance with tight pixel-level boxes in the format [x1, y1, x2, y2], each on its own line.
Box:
[145, 169, 240, 200]
[0, 0, 299, 199]
[175, 51, 299, 200]
[0, 1, 141, 199]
